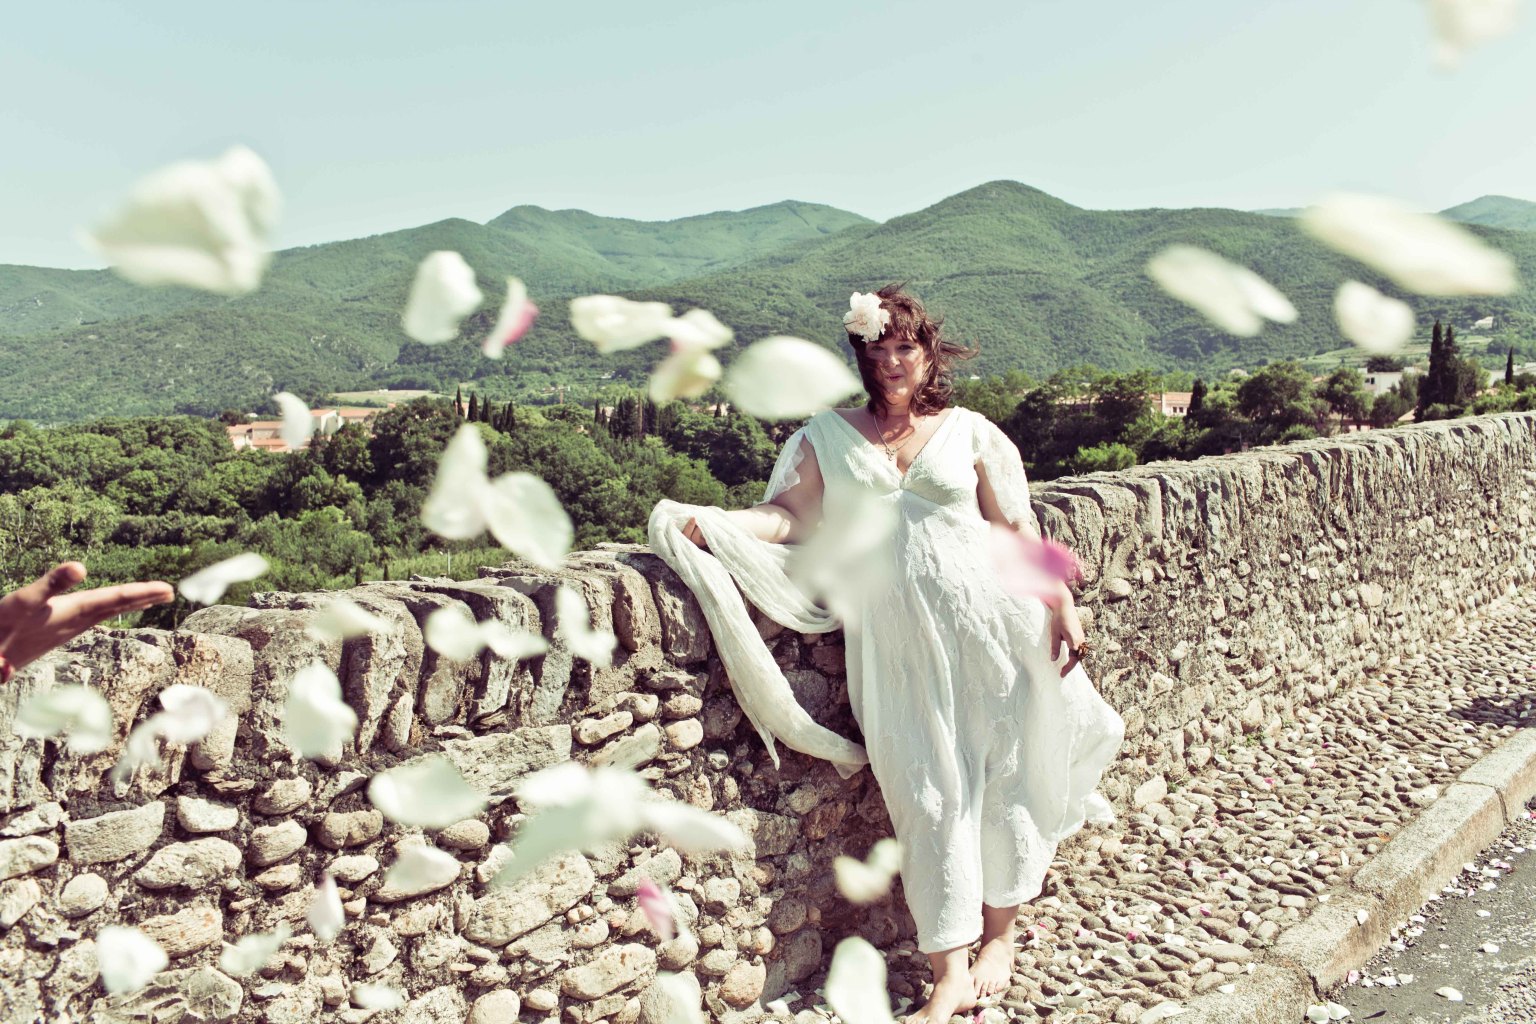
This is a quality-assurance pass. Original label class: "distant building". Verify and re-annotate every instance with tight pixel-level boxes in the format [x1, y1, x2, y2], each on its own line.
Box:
[1156, 391, 1193, 417]
[1361, 370, 1404, 397]
[226, 405, 386, 452]
[1473, 316, 1495, 331]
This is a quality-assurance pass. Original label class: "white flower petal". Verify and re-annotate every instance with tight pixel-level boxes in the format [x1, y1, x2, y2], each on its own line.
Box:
[1232, 266, 1297, 325]
[15, 685, 114, 753]
[1437, 986, 1464, 1002]
[637, 799, 750, 854]
[650, 347, 722, 404]
[352, 984, 405, 1010]
[274, 392, 314, 449]
[307, 874, 345, 942]
[421, 425, 490, 542]
[97, 926, 169, 995]
[1302, 193, 1518, 296]
[1356, 908, 1370, 925]
[649, 971, 705, 1024]
[403, 251, 483, 344]
[84, 145, 279, 295]
[495, 766, 650, 887]
[724, 335, 863, 420]
[1326, 1002, 1351, 1020]
[1334, 281, 1415, 355]
[1307, 1006, 1330, 1024]
[479, 623, 549, 662]
[667, 309, 733, 350]
[382, 844, 461, 891]
[178, 552, 269, 606]
[111, 715, 168, 785]
[1146, 246, 1295, 337]
[483, 277, 539, 358]
[308, 597, 389, 641]
[424, 606, 489, 662]
[1429, 0, 1520, 68]
[557, 585, 615, 668]
[825, 936, 899, 1024]
[154, 684, 228, 744]
[282, 662, 357, 759]
[368, 756, 488, 828]
[834, 838, 903, 904]
[570, 295, 675, 353]
[218, 923, 291, 977]
[480, 472, 573, 569]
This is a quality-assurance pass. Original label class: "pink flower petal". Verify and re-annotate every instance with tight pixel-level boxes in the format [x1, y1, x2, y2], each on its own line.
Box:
[636, 878, 676, 942]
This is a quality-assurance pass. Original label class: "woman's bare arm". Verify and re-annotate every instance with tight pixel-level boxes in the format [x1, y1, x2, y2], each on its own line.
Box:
[683, 437, 824, 548]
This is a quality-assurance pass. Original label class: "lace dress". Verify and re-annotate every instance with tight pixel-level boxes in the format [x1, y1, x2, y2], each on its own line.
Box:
[649, 406, 1124, 952]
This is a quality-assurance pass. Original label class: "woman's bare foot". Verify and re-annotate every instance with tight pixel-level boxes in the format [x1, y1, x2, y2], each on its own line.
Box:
[969, 935, 1014, 998]
[970, 902, 1019, 999]
[904, 970, 977, 1024]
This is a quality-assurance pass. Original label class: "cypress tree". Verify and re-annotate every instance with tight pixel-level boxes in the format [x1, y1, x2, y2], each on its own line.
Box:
[1418, 320, 1444, 420]
[1507, 346, 1516, 386]
[454, 386, 464, 419]
[1189, 378, 1207, 416]
[507, 402, 517, 431]
[467, 393, 478, 422]
[481, 397, 492, 424]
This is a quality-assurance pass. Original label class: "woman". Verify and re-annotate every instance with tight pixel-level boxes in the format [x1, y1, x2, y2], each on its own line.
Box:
[650, 285, 1124, 1024]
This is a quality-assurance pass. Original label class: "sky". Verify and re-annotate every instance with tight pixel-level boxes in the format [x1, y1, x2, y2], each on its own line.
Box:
[3, 0, 1533, 269]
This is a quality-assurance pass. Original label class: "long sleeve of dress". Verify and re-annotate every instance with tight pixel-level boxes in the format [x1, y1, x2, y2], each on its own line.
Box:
[647, 427, 868, 779]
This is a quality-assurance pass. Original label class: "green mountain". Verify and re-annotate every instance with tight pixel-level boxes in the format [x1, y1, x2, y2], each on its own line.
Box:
[1439, 195, 1536, 232]
[485, 200, 873, 284]
[3, 182, 1534, 421]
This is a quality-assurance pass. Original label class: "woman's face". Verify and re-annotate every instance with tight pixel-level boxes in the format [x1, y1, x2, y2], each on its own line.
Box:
[864, 332, 929, 406]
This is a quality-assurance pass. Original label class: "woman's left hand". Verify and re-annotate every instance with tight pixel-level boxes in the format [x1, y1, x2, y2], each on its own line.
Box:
[1048, 596, 1087, 679]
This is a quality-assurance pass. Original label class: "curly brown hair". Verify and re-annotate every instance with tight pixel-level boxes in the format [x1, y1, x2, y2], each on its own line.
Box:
[845, 283, 978, 417]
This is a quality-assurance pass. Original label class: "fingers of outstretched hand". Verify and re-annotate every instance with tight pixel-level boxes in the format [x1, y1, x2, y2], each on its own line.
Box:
[9, 562, 87, 610]
[2, 580, 174, 672]
[62, 582, 176, 631]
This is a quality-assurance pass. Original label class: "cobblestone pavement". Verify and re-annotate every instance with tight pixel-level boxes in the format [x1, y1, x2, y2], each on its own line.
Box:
[1336, 801, 1536, 1024]
[785, 586, 1536, 1024]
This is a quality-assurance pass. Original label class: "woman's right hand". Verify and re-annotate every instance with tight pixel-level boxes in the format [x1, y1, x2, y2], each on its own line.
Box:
[681, 517, 709, 550]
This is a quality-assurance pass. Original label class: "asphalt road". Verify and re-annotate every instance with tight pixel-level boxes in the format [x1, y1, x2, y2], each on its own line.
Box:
[1336, 797, 1536, 1024]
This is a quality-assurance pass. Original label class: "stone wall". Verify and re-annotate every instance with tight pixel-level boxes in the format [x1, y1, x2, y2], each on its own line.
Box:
[1, 412, 1533, 1024]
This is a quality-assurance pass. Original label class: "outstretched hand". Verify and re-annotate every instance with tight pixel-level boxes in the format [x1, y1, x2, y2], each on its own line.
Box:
[0, 562, 175, 677]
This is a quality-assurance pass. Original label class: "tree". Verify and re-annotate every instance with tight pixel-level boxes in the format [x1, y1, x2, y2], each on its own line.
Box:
[467, 393, 479, 422]
[1507, 347, 1516, 387]
[1417, 320, 1445, 421]
[1319, 368, 1370, 431]
[1365, 355, 1405, 372]
[454, 386, 464, 419]
[1236, 362, 1318, 429]
[1188, 378, 1207, 417]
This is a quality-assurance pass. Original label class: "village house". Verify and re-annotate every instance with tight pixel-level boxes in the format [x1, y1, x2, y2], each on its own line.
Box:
[226, 406, 387, 452]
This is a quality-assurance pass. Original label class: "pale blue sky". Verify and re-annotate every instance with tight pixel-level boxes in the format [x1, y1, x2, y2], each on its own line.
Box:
[3, 0, 1532, 269]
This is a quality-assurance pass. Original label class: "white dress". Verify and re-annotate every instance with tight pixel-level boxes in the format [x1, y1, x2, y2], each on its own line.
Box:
[648, 406, 1124, 953]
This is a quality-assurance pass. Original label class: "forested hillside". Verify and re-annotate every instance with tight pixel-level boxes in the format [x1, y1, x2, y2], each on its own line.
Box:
[3, 182, 1534, 421]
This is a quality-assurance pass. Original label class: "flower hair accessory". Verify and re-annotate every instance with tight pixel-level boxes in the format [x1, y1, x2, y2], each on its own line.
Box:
[843, 292, 891, 342]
